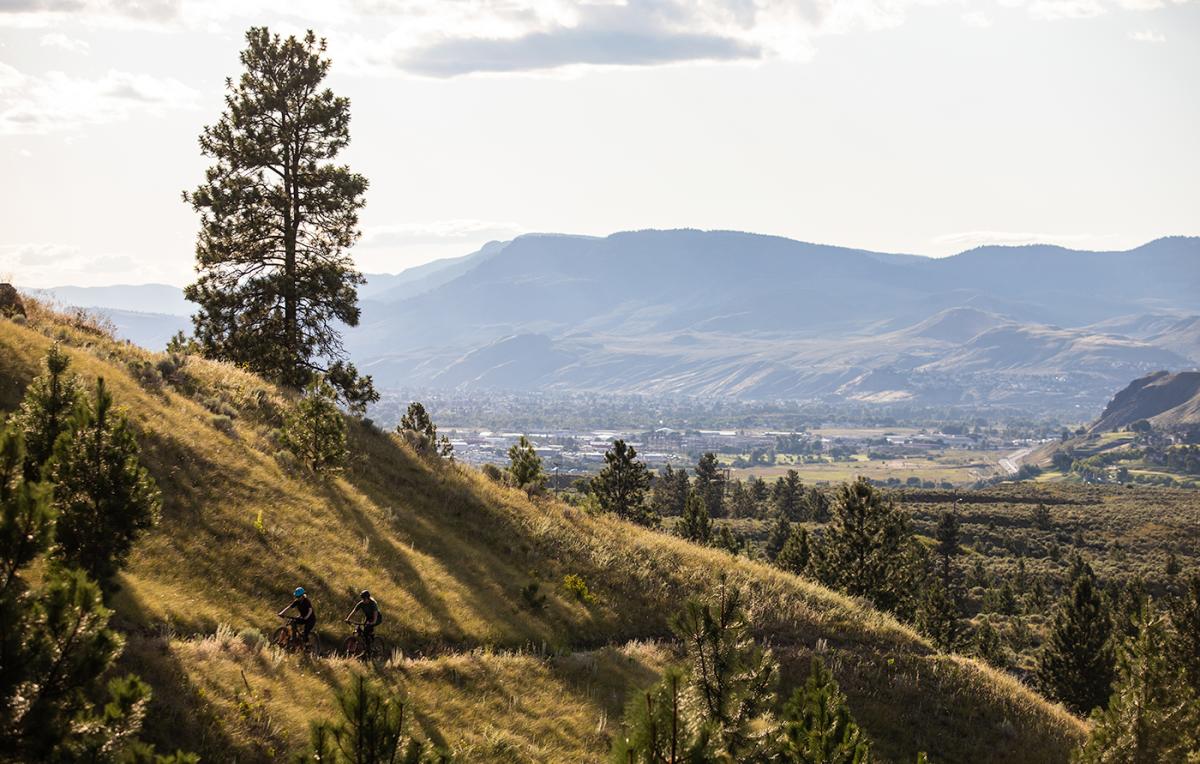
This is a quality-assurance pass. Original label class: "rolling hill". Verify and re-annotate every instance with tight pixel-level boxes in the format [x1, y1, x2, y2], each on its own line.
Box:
[0, 302, 1086, 762]
[1090, 370, 1200, 432]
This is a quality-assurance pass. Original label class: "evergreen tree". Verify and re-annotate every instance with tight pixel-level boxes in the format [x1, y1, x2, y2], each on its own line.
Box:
[934, 509, 960, 583]
[678, 490, 712, 545]
[1075, 603, 1199, 763]
[610, 667, 719, 764]
[1037, 558, 1115, 715]
[1112, 577, 1149, 643]
[507, 436, 546, 494]
[651, 465, 690, 518]
[669, 580, 778, 759]
[917, 577, 965, 652]
[728, 479, 758, 519]
[592, 440, 655, 525]
[1169, 574, 1200, 698]
[775, 526, 811, 576]
[766, 516, 792, 561]
[50, 378, 161, 590]
[773, 470, 805, 521]
[777, 657, 871, 764]
[694, 453, 725, 518]
[0, 423, 189, 762]
[280, 376, 347, 472]
[184, 27, 377, 411]
[811, 478, 916, 616]
[305, 674, 438, 763]
[14, 343, 83, 482]
[398, 401, 452, 458]
[973, 616, 1009, 670]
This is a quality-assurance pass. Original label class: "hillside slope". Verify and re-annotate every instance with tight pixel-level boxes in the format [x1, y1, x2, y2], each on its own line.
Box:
[1091, 370, 1200, 431]
[0, 307, 1085, 762]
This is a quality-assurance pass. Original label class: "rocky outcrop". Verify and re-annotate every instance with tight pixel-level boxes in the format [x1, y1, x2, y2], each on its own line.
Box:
[0, 284, 25, 319]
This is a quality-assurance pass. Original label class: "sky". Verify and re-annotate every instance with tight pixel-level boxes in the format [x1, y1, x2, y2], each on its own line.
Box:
[0, 0, 1197, 288]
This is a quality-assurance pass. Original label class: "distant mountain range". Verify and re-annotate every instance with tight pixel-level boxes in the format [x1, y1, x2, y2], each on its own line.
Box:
[25, 230, 1200, 415]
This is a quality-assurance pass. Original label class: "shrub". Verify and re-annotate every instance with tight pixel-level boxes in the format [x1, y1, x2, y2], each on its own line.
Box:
[562, 574, 595, 604]
[211, 414, 235, 435]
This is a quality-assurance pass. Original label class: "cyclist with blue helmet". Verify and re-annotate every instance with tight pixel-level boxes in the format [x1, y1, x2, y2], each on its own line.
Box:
[278, 586, 316, 644]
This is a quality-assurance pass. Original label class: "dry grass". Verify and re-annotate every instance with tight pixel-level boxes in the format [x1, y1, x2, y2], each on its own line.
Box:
[0, 308, 1088, 762]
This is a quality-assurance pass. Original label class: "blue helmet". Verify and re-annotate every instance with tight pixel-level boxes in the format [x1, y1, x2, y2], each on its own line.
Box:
[294, 587, 305, 597]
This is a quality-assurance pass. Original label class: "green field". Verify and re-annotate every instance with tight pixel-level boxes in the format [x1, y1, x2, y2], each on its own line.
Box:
[727, 448, 1005, 485]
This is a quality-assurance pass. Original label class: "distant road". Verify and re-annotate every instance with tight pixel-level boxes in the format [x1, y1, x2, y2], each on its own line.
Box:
[999, 446, 1035, 475]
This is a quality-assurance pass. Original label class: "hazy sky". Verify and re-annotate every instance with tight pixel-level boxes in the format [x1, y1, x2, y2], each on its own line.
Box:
[1, 0, 1197, 288]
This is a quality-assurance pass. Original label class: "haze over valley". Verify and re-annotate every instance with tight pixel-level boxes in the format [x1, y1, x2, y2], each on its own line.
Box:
[35, 229, 1200, 417]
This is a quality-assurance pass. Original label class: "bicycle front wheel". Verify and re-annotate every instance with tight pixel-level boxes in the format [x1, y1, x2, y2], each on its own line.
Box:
[271, 626, 291, 650]
[370, 637, 389, 662]
[343, 635, 361, 658]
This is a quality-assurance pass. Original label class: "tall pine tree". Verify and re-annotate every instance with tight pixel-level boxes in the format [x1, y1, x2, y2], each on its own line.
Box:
[1037, 558, 1115, 715]
[49, 378, 161, 592]
[14, 342, 81, 482]
[184, 27, 377, 411]
[811, 478, 916, 617]
[1075, 602, 1199, 763]
[678, 490, 712, 545]
[651, 465, 690, 517]
[694, 453, 726, 518]
[507, 436, 546, 494]
[591, 439, 654, 526]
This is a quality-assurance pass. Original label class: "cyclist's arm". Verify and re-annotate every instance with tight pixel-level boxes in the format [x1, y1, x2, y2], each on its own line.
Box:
[278, 598, 298, 618]
[344, 602, 360, 623]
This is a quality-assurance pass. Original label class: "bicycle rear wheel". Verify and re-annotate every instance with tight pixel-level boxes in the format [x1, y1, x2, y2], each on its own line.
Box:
[306, 632, 322, 657]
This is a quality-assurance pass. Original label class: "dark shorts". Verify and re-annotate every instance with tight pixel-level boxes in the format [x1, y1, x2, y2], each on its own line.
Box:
[299, 615, 316, 638]
[362, 623, 375, 640]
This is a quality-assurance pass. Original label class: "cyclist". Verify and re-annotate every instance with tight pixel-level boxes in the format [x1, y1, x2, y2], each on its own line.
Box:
[278, 586, 317, 645]
[344, 589, 382, 652]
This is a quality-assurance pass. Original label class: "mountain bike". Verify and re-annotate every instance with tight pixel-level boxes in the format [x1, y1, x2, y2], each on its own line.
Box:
[342, 621, 388, 662]
[272, 615, 321, 655]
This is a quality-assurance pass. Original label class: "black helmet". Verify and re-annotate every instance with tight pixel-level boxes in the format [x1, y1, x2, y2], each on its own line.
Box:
[360, 589, 370, 599]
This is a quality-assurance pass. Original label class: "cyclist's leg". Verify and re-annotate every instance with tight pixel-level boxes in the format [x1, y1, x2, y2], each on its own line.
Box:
[363, 623, 375, 653]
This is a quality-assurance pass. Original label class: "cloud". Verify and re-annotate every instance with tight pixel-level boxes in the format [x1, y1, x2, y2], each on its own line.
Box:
[0, 242, 128, 287]
[39, 32, 90, 52]
[2, 0, 1195, 76]
[397, 27, 761, 77]
[933, 231, 1112, 249]
[360, 219, 525, 249]
[0, 63, 199, 135]
[1027, 0, 1106, 20]
[961, 10, 993, 26]
[1128, 29, 1166, 42]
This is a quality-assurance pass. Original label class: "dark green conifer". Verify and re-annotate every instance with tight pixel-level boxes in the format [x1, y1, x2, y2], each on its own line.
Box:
[1037, 558, 1115, 715]
[776, 526, 811, 576]
[50, 378, 161, 591]
[1075, 603, 1199, 763]
[592, 440, 655, 526]
[184, 27, 377, 411]
[777, 657, 871, 764]
[812, 478, 915, 616]
[694, 453, 725, 518]
[679, 490, 712, 545]
[14, 343, 81, 481]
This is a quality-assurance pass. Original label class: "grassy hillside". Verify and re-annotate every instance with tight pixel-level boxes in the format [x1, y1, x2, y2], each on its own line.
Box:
[0, 303, 1086, 762]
